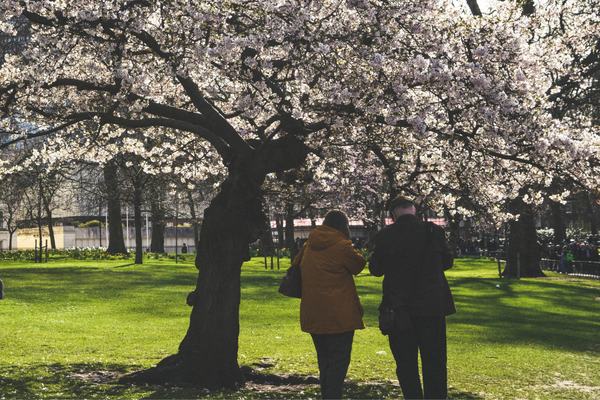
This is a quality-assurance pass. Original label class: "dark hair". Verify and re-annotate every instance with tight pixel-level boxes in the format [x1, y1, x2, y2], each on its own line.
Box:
[322, 210, 351, 239]
[388, 195, 415, 213]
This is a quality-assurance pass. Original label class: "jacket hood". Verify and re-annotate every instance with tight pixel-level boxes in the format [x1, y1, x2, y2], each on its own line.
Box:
[307, 225, 348, 251]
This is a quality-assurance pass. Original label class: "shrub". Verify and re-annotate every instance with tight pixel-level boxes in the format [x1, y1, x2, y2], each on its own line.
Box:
[78, 220, 105, 228]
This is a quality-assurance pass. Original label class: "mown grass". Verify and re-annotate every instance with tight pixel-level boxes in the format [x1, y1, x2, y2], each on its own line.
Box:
[0, 256, 599, 399]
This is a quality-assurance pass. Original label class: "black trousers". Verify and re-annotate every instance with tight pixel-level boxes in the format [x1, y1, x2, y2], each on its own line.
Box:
[389, 316, 447, 400]
[311, 331, 355, 399]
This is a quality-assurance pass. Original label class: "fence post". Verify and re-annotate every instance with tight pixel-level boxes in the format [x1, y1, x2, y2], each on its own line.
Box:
[517, 253, 521, 279]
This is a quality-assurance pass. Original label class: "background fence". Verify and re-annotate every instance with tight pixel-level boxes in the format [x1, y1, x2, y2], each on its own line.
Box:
[540, 258, 600, 279]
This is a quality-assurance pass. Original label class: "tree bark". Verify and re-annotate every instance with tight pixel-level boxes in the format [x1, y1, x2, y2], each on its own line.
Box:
[104, 162, 128, 255]
[133, 180, 144, 265]
[584, 192, 598, 236]
[122, 162, 267, 388]
[119, 134, 310, 388]
[44, 203, 56, 250]
[444, 207, 461, 258]
[549, 200, 567, 244]
[150, 196, 166, 253]
[503, 199, 545, 277]
[284, 202, 297, 260]
[187, 189, 200, 250]
[466, 0, 482, 16]
[275, 214, 284, 253]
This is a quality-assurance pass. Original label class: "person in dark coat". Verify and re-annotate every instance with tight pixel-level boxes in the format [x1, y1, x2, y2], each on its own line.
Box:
[369, 195, 456, 399]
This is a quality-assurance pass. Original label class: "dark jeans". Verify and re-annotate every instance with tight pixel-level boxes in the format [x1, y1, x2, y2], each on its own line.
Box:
[389, 316, 447, 400]
[311, 331, 355, 399]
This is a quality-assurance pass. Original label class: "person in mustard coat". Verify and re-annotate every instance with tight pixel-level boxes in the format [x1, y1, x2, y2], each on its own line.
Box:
[292, 209, 366, 399]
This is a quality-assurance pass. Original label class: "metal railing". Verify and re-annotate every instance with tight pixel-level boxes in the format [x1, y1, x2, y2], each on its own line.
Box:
[540, 258, 600, 279]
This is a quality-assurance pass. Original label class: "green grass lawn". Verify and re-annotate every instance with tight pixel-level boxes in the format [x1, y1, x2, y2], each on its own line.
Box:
[1, 256, 599, 399]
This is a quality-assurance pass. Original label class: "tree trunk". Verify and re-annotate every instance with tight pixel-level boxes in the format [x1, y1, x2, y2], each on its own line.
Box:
[503, 199, 545, 277]
[187, 189, 200, 250]
[104, 162, 128, 255]
[44, 204, 56, 250]
[133, 182, 144, 265]
[550, 200, 567, 245]
[121, 167, 267, 388]
[585, 193, 597, 236]
[150, 196, 166, 253]
[284, 202, 297, 260]
[275, 214, 284, 253]
[119, 135, 310, 388]
[444, 208, 461, 258]
[8, 230, 14, 251]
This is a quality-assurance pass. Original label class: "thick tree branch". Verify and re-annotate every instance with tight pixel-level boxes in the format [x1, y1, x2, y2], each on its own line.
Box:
[465, 0, 482, 16]
[175, 75, 249, 152]
[98, 114, 232, 158]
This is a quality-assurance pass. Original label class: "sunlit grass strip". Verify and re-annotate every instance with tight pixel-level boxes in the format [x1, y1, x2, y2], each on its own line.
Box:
[0, 257, 599, 399]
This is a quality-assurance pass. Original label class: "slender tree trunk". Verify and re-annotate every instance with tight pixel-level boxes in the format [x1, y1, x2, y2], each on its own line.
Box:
[104, 162, 128, 254]
[8, 229, 15, 251]
[37, 180, 44, 262]
[133, 182, 144, 265]
[44, 204, 56, 250]
[187, 189, 200, 251]
[150, 196, 165, 253]
[444, 208, 461, 258]
[284, 202, 296, 260]
[275, 214, 284, 253]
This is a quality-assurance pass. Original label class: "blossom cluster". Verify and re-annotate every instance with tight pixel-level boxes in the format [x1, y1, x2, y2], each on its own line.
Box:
[0, 0, 598, 226]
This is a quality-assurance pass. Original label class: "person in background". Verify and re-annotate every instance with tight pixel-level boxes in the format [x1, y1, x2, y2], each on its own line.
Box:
[181, 243, 188, 254]
[369, 195, 456, 399]
[292, 209, 366, 399]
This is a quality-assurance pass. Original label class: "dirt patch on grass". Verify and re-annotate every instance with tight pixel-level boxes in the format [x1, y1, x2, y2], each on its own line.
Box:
[67, 370, 124, 384]
[66, 365, 319, 393]
[536, 380, 600, 393]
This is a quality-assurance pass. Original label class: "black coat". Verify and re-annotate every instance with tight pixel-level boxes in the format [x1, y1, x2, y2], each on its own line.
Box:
[369, 214, 456, 317]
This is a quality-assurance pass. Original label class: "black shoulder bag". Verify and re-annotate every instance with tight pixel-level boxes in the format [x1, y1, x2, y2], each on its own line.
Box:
[379, 222, 432, 335]
[278, 263, 302, 298]
[278, 245, 305, 298]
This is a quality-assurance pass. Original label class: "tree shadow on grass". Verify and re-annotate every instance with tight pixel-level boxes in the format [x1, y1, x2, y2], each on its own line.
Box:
[449, 276, 600, 353]
[0, 362, 156, 399]
[0, 360, 485, 399]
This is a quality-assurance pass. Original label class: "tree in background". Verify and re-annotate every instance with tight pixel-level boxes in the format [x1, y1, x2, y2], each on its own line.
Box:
[0, 172, 27, 250]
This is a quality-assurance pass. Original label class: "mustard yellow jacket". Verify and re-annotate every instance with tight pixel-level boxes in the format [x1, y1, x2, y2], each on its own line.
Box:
[293, 225, 367, 335]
